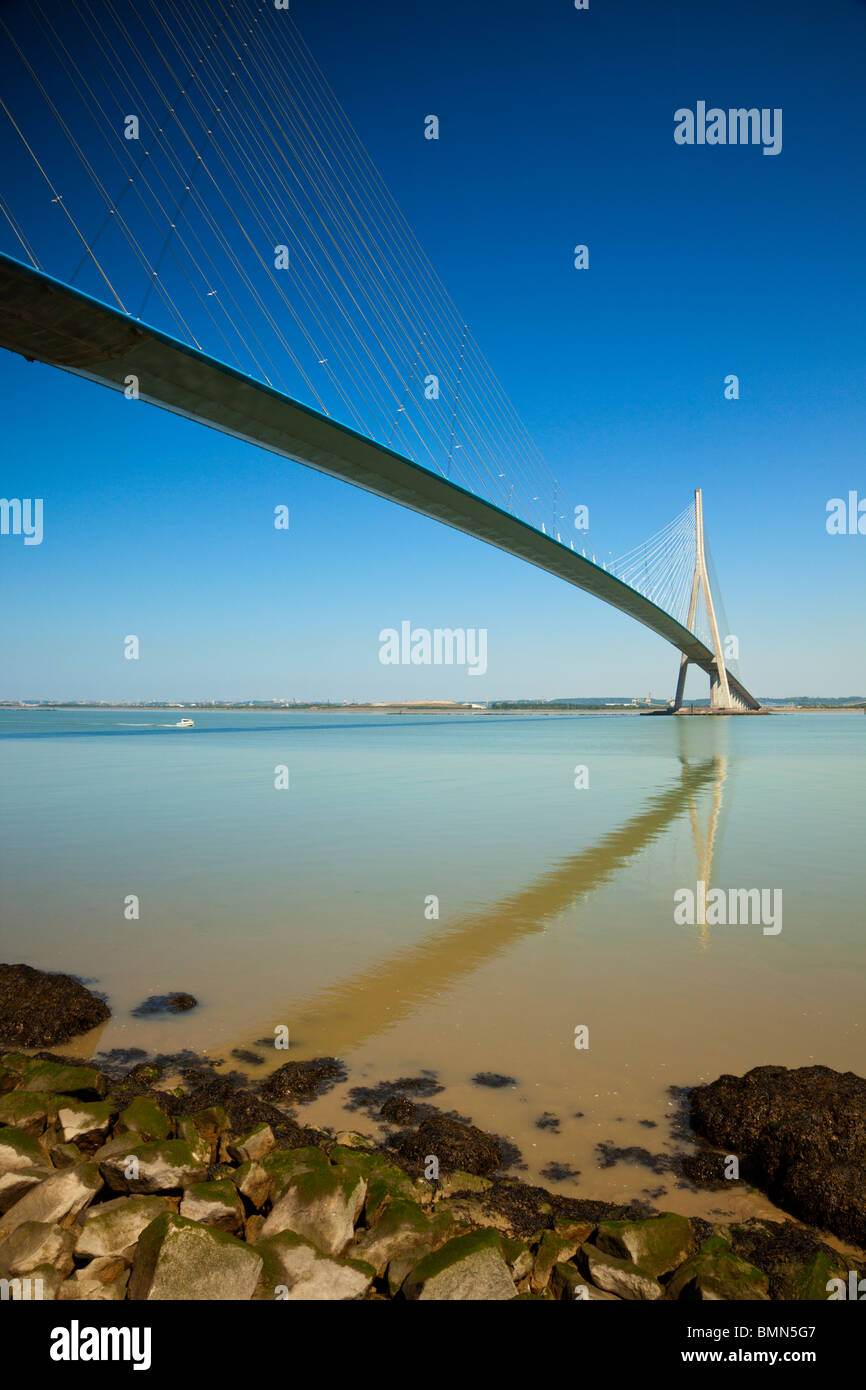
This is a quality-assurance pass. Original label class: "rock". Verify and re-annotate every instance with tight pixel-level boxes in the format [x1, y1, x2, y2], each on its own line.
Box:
[116, 1096, 172, 1142]
[727, 1218, 849, 1301]
[0, 1220, 75, 1277]
[98, 1140, 208, 1194]
[60, 1269, 129, 1300]
[776, 1248, 848, 1301]
[0, 964, 110, 1046]
[181, 1080, 301, 1149]
[577, 1243, 663, 1300]
[690, 1064, 866, 1245]
[261, 1057, 348, 1103]
[351, 1198, 437, 1277]
[436, 1170, 493, 1197]
[471, 1073, 517, 1089]
[75, 1195, 175, 1259]
[436, 1192, 514, 1234]
[262, 1146, 331, 1202]
[403, 1228, 517, 1300]
[233, 1160, 271, 1210]
[384, 1210, 464, 1296]
[531, 1230, 583, 1293]
[392, 1114, 503, 1176]
[189, 1105, 231, 1147]
[0, 1091, 75, 1135]
[667, 1236, 770, 1301]
[552, 1264, 621, 1300]
[259, 1165, 366, 1257]
[595, 1213, 694, 1277]
[56, 1102, 115, 1146]
[131, 993, 197, 1016]
[227, 1123, 275, 1164]
[172, 1118, 212, 1166]
[0, 1166, 53, 1213]
[245, 1214, 265, 1243]
[74, 1254, 129, 1283]
[254, 1230, 374, 1300]
[129, 1211, 262, 1300]
[0, 1053, 29, 1093]
[4, 1262, 64, 1299]
[333, 1131, 376, 1150]
[500, 1233, 533, 1283]
[18, 1059, 108, 1099]
[48, 1142, 84, 1169]
[0, 1125, 46, 1173]
[0, 1161, 102, 1238]
[180, 1179, 244, 1232]
[328, 1146, 419, 1224]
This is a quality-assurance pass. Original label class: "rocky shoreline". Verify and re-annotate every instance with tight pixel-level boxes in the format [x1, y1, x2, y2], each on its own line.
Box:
[0, 965, 862, 1301]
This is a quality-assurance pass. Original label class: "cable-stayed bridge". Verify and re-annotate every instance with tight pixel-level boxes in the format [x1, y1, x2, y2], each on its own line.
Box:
[0, 0, 761, 712]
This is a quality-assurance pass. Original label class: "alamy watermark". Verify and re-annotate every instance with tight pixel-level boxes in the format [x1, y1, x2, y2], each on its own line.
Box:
[0, 497, 43, 545]
[826, 492, 865, 535]
[674, 103, 782, 156]
[379, 621, 487, 676]
[674, 880, 782, 935]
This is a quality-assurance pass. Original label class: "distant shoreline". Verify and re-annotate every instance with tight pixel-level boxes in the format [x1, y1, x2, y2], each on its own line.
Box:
[2, 703, 863, 715]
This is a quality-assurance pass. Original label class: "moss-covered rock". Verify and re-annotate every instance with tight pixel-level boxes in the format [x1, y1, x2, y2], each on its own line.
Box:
[117, 1096, 172, 1142]
[254, 1229, 373, 1300]
[0, 1219, 75, 1278]
[776, 1248, 849, 1301]
[667, 1235, 770, 1301]
[351, 1197, 434, 1277]
[259, 1164, 366, 1257]
[0, 1160, 102, 1239]
[75, 1194, 176, 1260]
[0, 1091, 78, 1135]
[329, 1145, 418, 1223]
[595, 1212, 694, 1277]
[180, 1178, 244, 1233]
[233, 1159, 272, 1210]
[0, 1165, 53, 1214]
[577, 1242, 664, 1300]
[436, 1170, 494, 1197]
[402, 1227, 517, 1300]
[262, 1145, 331, 1202]
[18, 1060, 107, 1100]
[129, 1211, 262, 1300]
[531, 1229, 583, 1293]
[171, 1117, 211, 1165]
[227, 1123, 275, 1164]
[0, 1053, 29, 1094]
[98, 1140, 207, 1194]
[0, 1125, 46, 1172]
[56, 1101, 116, 1146]
[47, 1141, 84, 1169]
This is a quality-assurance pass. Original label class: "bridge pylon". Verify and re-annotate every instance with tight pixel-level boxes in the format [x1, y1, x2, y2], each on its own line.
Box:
[673, 489, 737, 714]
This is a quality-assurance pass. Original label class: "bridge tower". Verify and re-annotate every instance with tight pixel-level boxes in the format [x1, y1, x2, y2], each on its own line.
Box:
[673, 489, 735, 713]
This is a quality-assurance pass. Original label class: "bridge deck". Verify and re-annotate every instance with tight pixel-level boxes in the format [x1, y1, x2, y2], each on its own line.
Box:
[0, 253, 759, 709]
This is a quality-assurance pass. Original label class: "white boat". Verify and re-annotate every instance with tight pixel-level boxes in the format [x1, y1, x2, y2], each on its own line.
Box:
[176, 718, 194, 728]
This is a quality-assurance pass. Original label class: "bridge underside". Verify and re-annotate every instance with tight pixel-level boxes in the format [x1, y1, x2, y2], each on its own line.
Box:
[0, 253, 761, 710]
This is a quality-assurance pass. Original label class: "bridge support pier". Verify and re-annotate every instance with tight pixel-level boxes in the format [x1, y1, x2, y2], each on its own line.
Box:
[671, 488, 737, 714]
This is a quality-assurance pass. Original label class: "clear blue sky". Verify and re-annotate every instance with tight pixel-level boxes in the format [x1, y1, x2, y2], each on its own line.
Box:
[1, 0, 864, 701]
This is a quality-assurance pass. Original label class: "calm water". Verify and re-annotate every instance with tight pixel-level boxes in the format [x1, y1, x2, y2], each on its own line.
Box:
[1, 708, 863, 1218]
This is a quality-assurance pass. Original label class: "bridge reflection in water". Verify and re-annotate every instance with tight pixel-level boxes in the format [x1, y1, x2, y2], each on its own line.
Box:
[282, 730, 729, 1057]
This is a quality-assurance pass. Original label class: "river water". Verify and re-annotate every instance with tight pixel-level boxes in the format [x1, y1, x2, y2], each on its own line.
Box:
[1, 707, 863, 1221]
